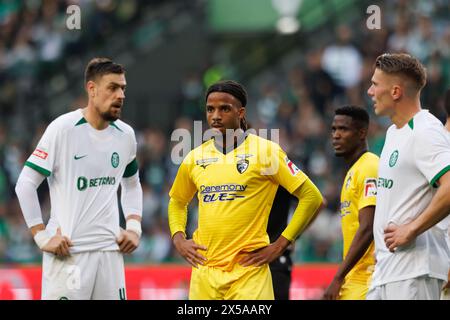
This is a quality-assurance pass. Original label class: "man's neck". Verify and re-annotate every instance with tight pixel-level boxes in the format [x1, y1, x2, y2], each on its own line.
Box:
[445, 117, 450, 133]
[214, 129, 246, 154]
[83, 105, 108, 130]
[390, 99, 421, 128]
[344, 145, 367, 168]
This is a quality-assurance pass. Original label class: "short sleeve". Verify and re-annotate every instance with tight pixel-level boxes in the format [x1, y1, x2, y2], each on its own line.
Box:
[263, 142, 308, 194]
[128, 130, 137, 163]
[123, 131, 138, 178]
[356, 158, 378, 210]
[414, 126, 450, 187]
[25, 122, 59, 177]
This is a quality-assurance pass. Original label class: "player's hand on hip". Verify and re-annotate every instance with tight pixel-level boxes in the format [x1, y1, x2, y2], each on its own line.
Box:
[239, 236, 289, 267]
[322, 277, 343, 300]
[117, 229, 140, 254]
[172, 232, 207, 268]
[42, 228, 73, 257]
[383, 222, 414, 252]
[239, 245, 280, 267]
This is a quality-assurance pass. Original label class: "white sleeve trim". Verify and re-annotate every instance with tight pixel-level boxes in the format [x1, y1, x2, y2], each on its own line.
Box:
[15, 166, 46, 228]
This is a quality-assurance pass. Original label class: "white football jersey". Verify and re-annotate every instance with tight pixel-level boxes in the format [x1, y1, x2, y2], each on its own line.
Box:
[26, 109, 138, 253]
[372, 110, 450, 287]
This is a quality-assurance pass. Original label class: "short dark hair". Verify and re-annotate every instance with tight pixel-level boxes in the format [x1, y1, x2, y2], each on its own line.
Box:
[445, 88, 450, 117]
[84, 57, 125, 83]
[335, 105, 370, 129]
[205, 80, 248, 108]
[375, 53, 427, 92]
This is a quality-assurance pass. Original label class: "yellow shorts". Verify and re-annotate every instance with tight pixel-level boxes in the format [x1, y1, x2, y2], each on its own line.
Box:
[338, 279, 369, 300]
[189, 263, 274, 300]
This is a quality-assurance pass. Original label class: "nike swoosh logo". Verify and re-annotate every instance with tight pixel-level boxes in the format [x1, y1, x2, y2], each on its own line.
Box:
[74, 155, 87, 160]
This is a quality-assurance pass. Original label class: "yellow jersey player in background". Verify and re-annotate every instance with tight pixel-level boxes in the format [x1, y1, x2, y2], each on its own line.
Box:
[323, 106, 378, 300]
[168, 80, 324, 300]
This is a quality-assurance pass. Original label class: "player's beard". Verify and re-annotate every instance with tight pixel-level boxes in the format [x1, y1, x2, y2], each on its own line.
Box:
[100, 106, 121, 122]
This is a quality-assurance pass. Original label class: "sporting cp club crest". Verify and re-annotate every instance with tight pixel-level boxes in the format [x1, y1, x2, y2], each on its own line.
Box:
[111, 152, 120, 168]
[236, 159, 249, 174]
[389, 150, 399, 167]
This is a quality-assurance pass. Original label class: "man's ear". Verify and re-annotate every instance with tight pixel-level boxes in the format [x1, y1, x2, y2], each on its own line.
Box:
[239, 107, 246, 119]
[86, 80, 96, 98]
[359, 127, 368, 140]
[391, 84, 403, 101]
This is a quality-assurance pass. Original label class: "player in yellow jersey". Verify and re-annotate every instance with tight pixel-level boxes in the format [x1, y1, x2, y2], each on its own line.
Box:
[168, 80, 324, 300]
[323, 106, 378, 300]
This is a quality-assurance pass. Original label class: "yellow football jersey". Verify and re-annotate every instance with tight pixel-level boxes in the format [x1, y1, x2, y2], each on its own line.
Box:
[169, 134, 308, 271]
[340, 152, 379, 284]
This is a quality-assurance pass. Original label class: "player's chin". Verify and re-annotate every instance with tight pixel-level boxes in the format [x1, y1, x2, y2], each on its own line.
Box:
[211, 127, 225, 135]
[333, 150, 345, 157]
[104, 109, 121, 121]
[373, 105, 383, 115]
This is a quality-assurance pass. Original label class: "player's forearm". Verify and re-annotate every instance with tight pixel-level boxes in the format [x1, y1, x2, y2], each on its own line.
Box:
[168, 197, 189, 238]
[410, 176, 450, 238]
[15, 166, 46, 229]
[281, 179, 323, 241]
[333, 225, 373, 281]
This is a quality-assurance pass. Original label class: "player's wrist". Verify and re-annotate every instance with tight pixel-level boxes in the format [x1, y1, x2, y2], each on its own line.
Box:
[126, 218, 142, 238]
[333, 273, 345, 282]
[172, 232, 187, 248]
[34, 229, 51, 250]
[407, 220, 421, 240]
[274, 235, 291, 253]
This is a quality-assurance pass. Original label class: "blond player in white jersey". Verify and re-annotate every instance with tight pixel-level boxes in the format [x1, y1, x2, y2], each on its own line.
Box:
[366, 53, 450, 300]
[15, 58, 143, 300]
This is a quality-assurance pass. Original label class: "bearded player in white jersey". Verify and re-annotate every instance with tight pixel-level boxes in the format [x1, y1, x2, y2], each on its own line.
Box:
[367, 53, 450, 300]
[15, 58, 143, 300]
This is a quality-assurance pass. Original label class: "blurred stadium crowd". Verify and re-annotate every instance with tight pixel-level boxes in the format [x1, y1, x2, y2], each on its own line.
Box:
[0, 0, 449, 265]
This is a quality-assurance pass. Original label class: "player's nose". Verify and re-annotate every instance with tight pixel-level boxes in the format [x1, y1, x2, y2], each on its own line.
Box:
[211, 110, 222, 121]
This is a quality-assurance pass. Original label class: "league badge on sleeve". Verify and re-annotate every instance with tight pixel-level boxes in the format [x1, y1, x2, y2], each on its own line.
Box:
[285, 157, 300, 176]
[32, 148, 48, 160]
[364, 178, 377, 197]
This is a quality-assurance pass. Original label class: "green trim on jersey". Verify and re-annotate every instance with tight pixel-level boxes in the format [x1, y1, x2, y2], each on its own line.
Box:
[25, 161, 51, 177]
[110, 122, 123, 132]
[123, 158, 138, 177]
[430, 165, 450, 188]
[75, 118, 123, 132]
[408, 118, 414, 130]
[75, 118, 87, 126]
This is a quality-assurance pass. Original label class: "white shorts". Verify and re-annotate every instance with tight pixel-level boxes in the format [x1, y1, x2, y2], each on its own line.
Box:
[41, 251, 126, 300]
[366, 276, 444, 300]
